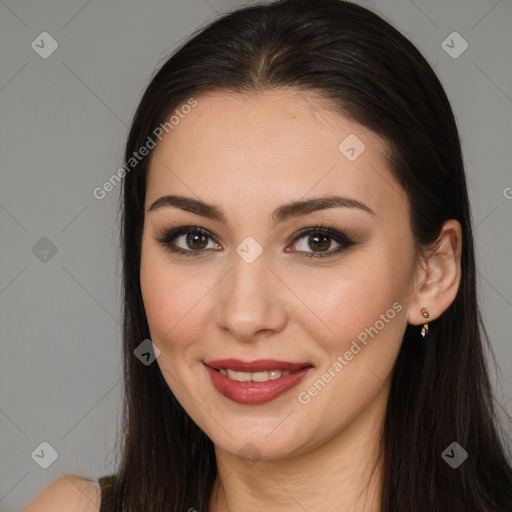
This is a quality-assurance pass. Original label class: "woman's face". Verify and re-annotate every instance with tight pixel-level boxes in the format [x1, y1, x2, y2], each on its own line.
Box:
[140, 89, 418, 461]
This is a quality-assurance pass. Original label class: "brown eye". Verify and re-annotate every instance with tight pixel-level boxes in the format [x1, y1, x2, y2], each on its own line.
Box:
[289, 224, 356, 259]
[306, 233, 333, 252]
[155, 226, 220, 257]
[184, 232, 209, 250]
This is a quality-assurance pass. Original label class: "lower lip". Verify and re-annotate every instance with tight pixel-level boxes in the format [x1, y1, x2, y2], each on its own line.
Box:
[204, 365, 314, 404]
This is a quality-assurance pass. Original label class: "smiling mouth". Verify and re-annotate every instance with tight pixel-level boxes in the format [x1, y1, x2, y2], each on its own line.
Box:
[203, 361, 314, 404]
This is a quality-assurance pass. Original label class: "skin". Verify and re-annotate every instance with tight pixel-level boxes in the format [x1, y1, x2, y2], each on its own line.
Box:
[140, 89, 462, 512]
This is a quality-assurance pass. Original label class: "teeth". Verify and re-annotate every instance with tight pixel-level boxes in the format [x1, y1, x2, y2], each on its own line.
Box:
[219, 368, 292, 382]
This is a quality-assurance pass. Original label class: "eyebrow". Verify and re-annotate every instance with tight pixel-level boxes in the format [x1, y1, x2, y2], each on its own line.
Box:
[147, 194, 375, 226]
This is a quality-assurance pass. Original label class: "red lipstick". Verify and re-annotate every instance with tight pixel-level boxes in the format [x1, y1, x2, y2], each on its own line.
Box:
[203, 359, 314, 405]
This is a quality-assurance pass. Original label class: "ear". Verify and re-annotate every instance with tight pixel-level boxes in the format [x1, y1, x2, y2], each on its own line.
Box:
[406, 219, 463, 326]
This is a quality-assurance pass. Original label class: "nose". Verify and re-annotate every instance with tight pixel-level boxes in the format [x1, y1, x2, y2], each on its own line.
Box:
[214, 254, 288, 343]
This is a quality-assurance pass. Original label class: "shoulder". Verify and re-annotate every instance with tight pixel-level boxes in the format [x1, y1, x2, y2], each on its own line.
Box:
[21, 473, 101, 512]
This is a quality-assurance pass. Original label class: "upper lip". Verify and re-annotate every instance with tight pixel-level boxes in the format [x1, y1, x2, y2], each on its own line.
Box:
[204, 359, 313, 372]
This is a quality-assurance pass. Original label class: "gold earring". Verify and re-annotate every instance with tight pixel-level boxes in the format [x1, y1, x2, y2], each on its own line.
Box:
[420, 307, 429, 337]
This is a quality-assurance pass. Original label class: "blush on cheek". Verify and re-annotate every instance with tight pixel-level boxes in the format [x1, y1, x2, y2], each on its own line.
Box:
[316, 288, 403, 359]
[305, 281, 371, 332]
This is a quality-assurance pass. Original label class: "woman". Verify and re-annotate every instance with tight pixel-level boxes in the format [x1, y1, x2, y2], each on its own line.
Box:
[24, 0, 512, 510]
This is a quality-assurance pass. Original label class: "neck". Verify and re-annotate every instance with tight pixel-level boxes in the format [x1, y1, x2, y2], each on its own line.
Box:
[208, 389, 387, 512]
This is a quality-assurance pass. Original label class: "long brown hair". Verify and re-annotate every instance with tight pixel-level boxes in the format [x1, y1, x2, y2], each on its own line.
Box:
[103, 0, 512, 510]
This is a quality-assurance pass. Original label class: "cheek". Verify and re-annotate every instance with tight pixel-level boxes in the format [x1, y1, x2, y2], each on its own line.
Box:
[292, 255, 410, 425]
[140, 245, 186, 344]
[141, 274, 190, 343]
[139, 247, 217, 357]
[298, 249, 411, 358]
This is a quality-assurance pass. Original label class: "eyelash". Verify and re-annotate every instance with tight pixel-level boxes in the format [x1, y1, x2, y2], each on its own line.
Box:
[155, 221, 357, 259]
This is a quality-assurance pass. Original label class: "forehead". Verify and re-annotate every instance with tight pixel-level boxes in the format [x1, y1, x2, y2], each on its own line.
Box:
[145, 89, 404, 220]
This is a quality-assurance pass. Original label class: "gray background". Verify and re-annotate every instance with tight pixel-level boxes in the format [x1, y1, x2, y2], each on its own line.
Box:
[1, 0, 511, 509]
